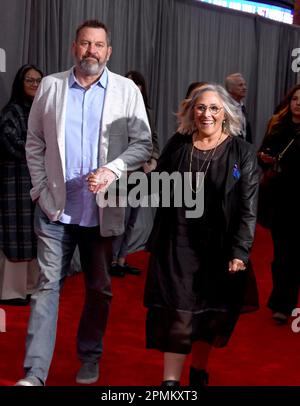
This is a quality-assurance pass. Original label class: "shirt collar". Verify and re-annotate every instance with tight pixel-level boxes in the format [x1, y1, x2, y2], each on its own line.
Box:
[69, 67, 108, 89]
[231, 98, 243, 108]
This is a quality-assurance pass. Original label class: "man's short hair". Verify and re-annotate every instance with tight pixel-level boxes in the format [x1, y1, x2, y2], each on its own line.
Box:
[225, 73, 244, 92]
[75, 20, 111, 45]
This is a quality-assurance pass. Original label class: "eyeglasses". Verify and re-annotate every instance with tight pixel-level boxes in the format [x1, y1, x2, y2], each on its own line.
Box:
[195, 104, 223, 115]
[24, 77, 42, 86]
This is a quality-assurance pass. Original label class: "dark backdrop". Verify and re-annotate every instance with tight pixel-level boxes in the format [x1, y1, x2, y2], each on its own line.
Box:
[0, 0, 300, 147]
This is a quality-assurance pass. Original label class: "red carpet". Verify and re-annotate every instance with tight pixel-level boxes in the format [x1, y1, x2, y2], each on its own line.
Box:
[0, 225, 299, 386]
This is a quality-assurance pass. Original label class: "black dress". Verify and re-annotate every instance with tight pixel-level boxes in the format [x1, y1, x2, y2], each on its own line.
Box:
[259, 121, 300, 314]
[144, 135, 259, 354]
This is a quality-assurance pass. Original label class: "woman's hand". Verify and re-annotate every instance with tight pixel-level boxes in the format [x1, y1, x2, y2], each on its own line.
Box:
[143, 158, 157, 173]
[257, 151, 276, 164]
[228, 258, 246, 273]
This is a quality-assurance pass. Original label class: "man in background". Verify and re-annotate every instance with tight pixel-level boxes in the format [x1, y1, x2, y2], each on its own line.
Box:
[225, 73, 252, 143]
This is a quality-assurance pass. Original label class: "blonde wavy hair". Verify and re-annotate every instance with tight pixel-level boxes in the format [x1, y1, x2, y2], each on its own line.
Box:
[176, 83, 242, 136]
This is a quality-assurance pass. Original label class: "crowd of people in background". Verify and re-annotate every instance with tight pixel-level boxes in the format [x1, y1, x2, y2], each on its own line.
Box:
[0, 17, 299, 387]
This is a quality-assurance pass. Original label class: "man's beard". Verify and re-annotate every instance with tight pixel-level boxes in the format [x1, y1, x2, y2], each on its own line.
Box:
[78, 57, 105, 76]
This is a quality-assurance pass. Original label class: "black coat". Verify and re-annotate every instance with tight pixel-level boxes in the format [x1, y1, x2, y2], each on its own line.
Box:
[0, 102, 37, 261]
[147, 133, 259, 264]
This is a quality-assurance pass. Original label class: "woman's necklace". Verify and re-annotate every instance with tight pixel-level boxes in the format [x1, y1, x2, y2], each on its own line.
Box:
[189, 132, 223, 194]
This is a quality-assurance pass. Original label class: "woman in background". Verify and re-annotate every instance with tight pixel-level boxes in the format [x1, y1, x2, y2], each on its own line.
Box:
[185, 81, 207, 98]
[0, 64, 43, 304]
[258, 84, 300, 324]
[110, 70, 160, 277]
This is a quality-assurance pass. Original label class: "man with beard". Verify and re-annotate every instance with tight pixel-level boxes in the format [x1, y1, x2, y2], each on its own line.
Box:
[15, 20, 152, 386]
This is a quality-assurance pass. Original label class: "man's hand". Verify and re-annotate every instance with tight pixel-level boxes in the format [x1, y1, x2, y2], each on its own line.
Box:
[87, 167, 117, 194]
[228, 258, 246, 273]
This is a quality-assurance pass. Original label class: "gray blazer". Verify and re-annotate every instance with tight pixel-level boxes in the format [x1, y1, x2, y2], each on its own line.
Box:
[26, 68, 152, 236]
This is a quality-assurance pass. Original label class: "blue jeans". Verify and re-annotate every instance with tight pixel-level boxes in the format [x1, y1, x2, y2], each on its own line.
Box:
[24, 205, 112, 383]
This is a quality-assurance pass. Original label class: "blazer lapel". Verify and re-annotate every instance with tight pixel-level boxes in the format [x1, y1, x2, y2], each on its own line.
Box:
[55, 70, 70, 179]
[99, 70, 118, 166]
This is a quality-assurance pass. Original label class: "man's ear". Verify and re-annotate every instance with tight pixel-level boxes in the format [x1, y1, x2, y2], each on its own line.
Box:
[107, 46, 112, 62]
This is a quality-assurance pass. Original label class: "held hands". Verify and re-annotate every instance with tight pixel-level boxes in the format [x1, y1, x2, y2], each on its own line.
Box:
[87, 167, 117, 194]
[143, 158, 157, 174]
[228, 258, 246, 273]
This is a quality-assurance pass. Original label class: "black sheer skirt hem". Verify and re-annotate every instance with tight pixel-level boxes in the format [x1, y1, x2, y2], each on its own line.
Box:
[145, 305, 243, 354]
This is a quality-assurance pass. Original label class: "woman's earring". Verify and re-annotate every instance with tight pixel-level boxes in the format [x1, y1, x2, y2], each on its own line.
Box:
[222, 119, 227, 132]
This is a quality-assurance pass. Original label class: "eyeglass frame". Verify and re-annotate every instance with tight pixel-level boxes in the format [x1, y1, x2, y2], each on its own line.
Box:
[194, 104, 223, 115]
[24, 77, 42, 86]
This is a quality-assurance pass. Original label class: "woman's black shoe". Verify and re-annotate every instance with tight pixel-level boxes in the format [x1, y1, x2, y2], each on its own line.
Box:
[272, 311, 288, 324]
[161, 380, 180, 386]
[189, 367, 209, 386]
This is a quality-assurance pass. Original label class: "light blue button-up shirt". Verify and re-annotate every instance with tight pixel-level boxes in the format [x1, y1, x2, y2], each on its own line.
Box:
[59, 68, 107, 227]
